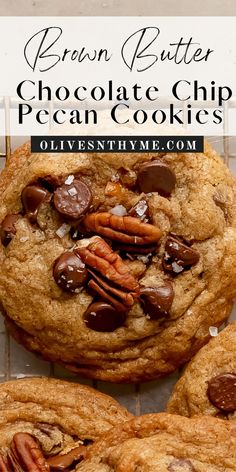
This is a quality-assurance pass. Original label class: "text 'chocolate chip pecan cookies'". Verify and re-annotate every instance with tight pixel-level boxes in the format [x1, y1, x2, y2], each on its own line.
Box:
[77, 414, 236, 472]
[1, 142, 236, 381]
[0, 377, 131, 471]
[167, 321, 236, 420]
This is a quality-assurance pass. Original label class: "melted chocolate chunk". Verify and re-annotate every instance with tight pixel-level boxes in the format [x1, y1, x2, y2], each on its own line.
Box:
[47, 446, 86, 471]
[137, 160, 176, 197]
[0, 214, 20, 246]
[140, 282, 174, 319]
[163, 235, 200, 275]
[54, 179, 91, 220]
[53, 252, 88, 293]
[21, 184, 51, 223]
[207, 373, 236, 412]
[168, 459, 196, 471]
[84, 302, 126, 332]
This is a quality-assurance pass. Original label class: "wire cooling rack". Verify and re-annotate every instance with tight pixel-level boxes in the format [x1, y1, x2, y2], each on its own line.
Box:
[0, 100, 236, 415]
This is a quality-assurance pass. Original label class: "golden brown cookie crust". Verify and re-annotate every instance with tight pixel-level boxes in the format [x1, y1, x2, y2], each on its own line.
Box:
[167, 322, 236, 420]
[1, 142, 236, 382]
[77, 413, 236, 471]
[0, 377, 131, 451]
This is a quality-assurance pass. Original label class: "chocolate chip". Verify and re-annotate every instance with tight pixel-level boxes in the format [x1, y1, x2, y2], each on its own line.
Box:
[163, 235, 200, 275]
[140, 282, 174, 319]
[53, 251, 88, 293]
[53, 179, 92, 220]
[168, 459, 196, 471]
[22, 184, 51, 223]
[0, 214, 20, 246]
[207, 373, 236, 412]
[137, 160, 176, 197]
[84, 302, 126, 332]
[129, 199, 150, 222]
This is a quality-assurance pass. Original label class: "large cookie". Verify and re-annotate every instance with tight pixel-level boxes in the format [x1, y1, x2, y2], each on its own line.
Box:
[167, 322, 236, 420]
[0, 377, 131, 470]
[77, 413, 236, 471]
[0, 142, 236, 382]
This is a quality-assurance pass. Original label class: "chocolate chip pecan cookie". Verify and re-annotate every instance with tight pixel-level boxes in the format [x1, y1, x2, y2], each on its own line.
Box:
[0, 141, 236, 382]
[0, 377, 131, 470]
[167, 322, 236, 420]
[77, 414, 236, 471]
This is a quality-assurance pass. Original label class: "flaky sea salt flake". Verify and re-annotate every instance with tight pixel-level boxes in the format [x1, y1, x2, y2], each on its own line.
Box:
[172, 262, 183, 273]
[68, 187, 77, 196]
[209, 326, 218, 337]
[65, 175, 74, 185]
[110, 205, 127, 216]
[56, 223, 71, 238]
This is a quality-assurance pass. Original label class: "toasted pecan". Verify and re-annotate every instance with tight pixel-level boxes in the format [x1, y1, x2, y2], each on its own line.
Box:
[9, 433, 49, 472]
[75, 236, 139, 294]
[82, 213, 161, 245]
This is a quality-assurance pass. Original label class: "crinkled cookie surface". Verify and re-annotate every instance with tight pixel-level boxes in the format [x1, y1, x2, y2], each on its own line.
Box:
[0, 142, 236, 381]
[77, 413, 236, 472]
[0, 377, 131, 470]
[167, 321, 236, 420]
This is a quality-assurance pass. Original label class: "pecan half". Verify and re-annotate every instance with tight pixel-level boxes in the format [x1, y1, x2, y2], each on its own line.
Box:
[82, 212, 161, 245]
[75, 236, 140, 309]
[10, 433, 49, 472]
[88, 269, 134, 311]
[75, 236, 139, 292]
[0, 456, 8, 472]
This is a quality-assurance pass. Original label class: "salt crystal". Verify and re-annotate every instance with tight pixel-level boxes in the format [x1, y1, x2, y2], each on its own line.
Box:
[56, 223, 71, 238]
[74, 287, 83, 294]
[171, 242, 179, 250]
[65, 175, 74, 185]
[72, 230, 79, 239]
[110, 205, 127, 217]
[111, 173, 120, 182]
[135, 201, 148, 218]
[209, 326, 218, 337]
[137, 254, 152, 264]
[20, 236, 29, 242]
[68, 187, 77, 196]
[172, 262, 183, 273]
